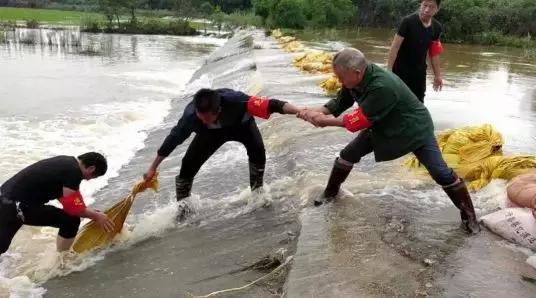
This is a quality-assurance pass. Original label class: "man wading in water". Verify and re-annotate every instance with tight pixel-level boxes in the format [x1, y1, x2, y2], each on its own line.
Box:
[387, 0, 443, 103]
[297, 48, 480, 234]
[143, 88, 300, 216]
[0, 153, 114, 255]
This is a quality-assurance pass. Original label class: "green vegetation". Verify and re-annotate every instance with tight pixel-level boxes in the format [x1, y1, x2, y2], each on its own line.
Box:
[0, 28, 5, 43]
[25, 18, 39, 28]
[437, 0, 535, 45]
[250, 0, 535, 48]
[1, 0, 534, 47]
[224, 11, 262, 28]
[252, 0, 353, 29]
[0, 7, 99, 24]
[0, 6, 196, 35]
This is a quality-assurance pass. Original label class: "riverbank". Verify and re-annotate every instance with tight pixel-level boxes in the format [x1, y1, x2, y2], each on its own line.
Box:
[0, 7, 98, 24]
[277, 26, 536, 55]
[0, 7, 198, 36]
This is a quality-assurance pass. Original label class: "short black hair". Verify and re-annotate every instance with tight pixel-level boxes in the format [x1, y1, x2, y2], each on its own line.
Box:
[422, 0, 441, 6]
[193, 88, 221, 114]
[78, 152, 107, 177]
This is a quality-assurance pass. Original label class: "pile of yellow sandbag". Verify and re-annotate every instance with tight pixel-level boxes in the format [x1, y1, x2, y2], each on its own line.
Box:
[293, 51, 333, 74]
[271, 29, 338, 93]
[406, 124, 536, 190]
[271, 29, 283, 39]
[462, 156, 536, 190]
[319, 75, 341, 95]
[278, 40, 303, 52]
[278, 35, 296, 44]
[271, 30, 305, 53]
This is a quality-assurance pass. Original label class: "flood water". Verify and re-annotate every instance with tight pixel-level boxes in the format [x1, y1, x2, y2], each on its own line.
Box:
[0, 27, 535, 297]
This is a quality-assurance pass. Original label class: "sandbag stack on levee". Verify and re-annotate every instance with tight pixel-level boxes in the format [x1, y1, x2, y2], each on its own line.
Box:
[270, 29, 341, 95]
[405, 124, 536, 190]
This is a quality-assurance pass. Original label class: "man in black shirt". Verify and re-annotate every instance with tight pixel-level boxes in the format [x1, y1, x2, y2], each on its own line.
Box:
[0, 152, 114, 255]
[387, 0, 443, 102]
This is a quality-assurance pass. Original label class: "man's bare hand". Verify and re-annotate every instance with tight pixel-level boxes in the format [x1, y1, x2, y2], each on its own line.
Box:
[433, 75, 443, 91]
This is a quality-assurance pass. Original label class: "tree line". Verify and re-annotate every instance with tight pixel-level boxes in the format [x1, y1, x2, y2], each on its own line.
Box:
[2, 0, 534, 44]
[251, 0, 535, 43]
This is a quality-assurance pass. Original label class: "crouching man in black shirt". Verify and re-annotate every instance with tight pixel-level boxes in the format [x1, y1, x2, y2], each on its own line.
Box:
[0, 152, 114, 255]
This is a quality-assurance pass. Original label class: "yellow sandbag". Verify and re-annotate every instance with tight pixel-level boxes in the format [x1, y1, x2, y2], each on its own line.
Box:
[72, 175, 159, 253]
[441, 124, 503, 162]
[281, 41, 304, 52]
[319, 75, 341, 95]
[461, 156, 536, 191]
[406, 124, 503, 170]
[436, 129, 455, 151]
[292, 51, 333, 74]
[271, 29, 282, 38]
[404, 153, 461, 171]
[278, 36, 296, 44]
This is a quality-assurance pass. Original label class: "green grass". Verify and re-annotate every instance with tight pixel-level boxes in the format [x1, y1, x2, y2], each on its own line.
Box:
[0, 7, 100, 24]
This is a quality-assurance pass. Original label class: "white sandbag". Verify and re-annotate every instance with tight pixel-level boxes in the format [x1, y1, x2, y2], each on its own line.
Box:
[481, 208, 536, 250]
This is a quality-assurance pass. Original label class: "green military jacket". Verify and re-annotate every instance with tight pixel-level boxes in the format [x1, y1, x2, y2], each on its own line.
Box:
[324, 63, 435, 162]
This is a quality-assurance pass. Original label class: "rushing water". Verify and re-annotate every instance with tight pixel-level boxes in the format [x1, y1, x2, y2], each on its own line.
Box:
[0, 28, 226, 297]
[1, 27, 535, 297]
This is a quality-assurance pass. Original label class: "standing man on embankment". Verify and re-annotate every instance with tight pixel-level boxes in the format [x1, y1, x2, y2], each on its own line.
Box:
[297, 48, 480, 234]
[387, 0, 444, 103]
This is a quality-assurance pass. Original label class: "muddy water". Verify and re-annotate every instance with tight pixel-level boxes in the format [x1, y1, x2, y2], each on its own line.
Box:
[285, 28, 536, 297]
[1, 26, 535, 297]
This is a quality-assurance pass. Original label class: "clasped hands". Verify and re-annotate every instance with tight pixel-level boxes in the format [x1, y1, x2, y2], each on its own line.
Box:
[295, 108, 333, 127]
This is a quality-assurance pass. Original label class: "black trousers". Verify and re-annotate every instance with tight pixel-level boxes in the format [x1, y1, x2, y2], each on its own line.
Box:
[394, 70, 426, 103]
[178, 120, 266, 180]
[0, 200, 81, 255]
[340, 129, 457, 186]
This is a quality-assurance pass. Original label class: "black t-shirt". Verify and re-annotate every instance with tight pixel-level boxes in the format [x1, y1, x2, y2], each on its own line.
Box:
[393, 13, 442, 76]
[0, 156, 83, 205]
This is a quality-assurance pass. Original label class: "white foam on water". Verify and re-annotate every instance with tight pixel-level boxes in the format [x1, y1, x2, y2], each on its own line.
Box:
[0, 61, 202, 298]
[176, 36, 228, 47]
[472, 179, 509, 215]
[0, 98, 171, 202]
[184, 74, 214, 95]
[0, 97, 173, 297]
[526, 255, 536, 270]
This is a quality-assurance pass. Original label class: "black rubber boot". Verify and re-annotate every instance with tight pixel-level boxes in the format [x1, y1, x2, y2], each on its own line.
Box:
[314, 158, 353, 206]
[443, 179, 481, 234]
[175, 177, 193, 222]
[175, 176, 193, 201]
[249, 163, 265, 192]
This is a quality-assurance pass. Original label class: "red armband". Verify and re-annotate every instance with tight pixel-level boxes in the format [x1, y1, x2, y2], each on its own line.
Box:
[429, 40, 443, 57]
[343, 108, 371, 132]
[247, 96, 270, 119]
[59, 191, 86, 216]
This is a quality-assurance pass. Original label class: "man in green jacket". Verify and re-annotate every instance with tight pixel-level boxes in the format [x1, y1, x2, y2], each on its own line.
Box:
[298, 48, 479, 234]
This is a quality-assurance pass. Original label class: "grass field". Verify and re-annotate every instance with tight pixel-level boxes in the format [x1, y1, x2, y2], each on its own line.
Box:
[0, 7, 100, 24]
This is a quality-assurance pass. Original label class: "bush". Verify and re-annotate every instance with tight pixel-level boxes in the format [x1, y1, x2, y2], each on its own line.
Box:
[25, 19, 39, 28]
[306, 0, 354, 27]
[271, 0, 307, 29]
[0, 29, 5, 43]
[116, 18, 197, 35]
[252, 0, 274, 24]
[81, 16, 102, 32]
[224, 10, 263, 28]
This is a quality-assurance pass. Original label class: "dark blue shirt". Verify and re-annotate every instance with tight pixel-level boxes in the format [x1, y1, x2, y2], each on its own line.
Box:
[157, 89, 253, 157]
